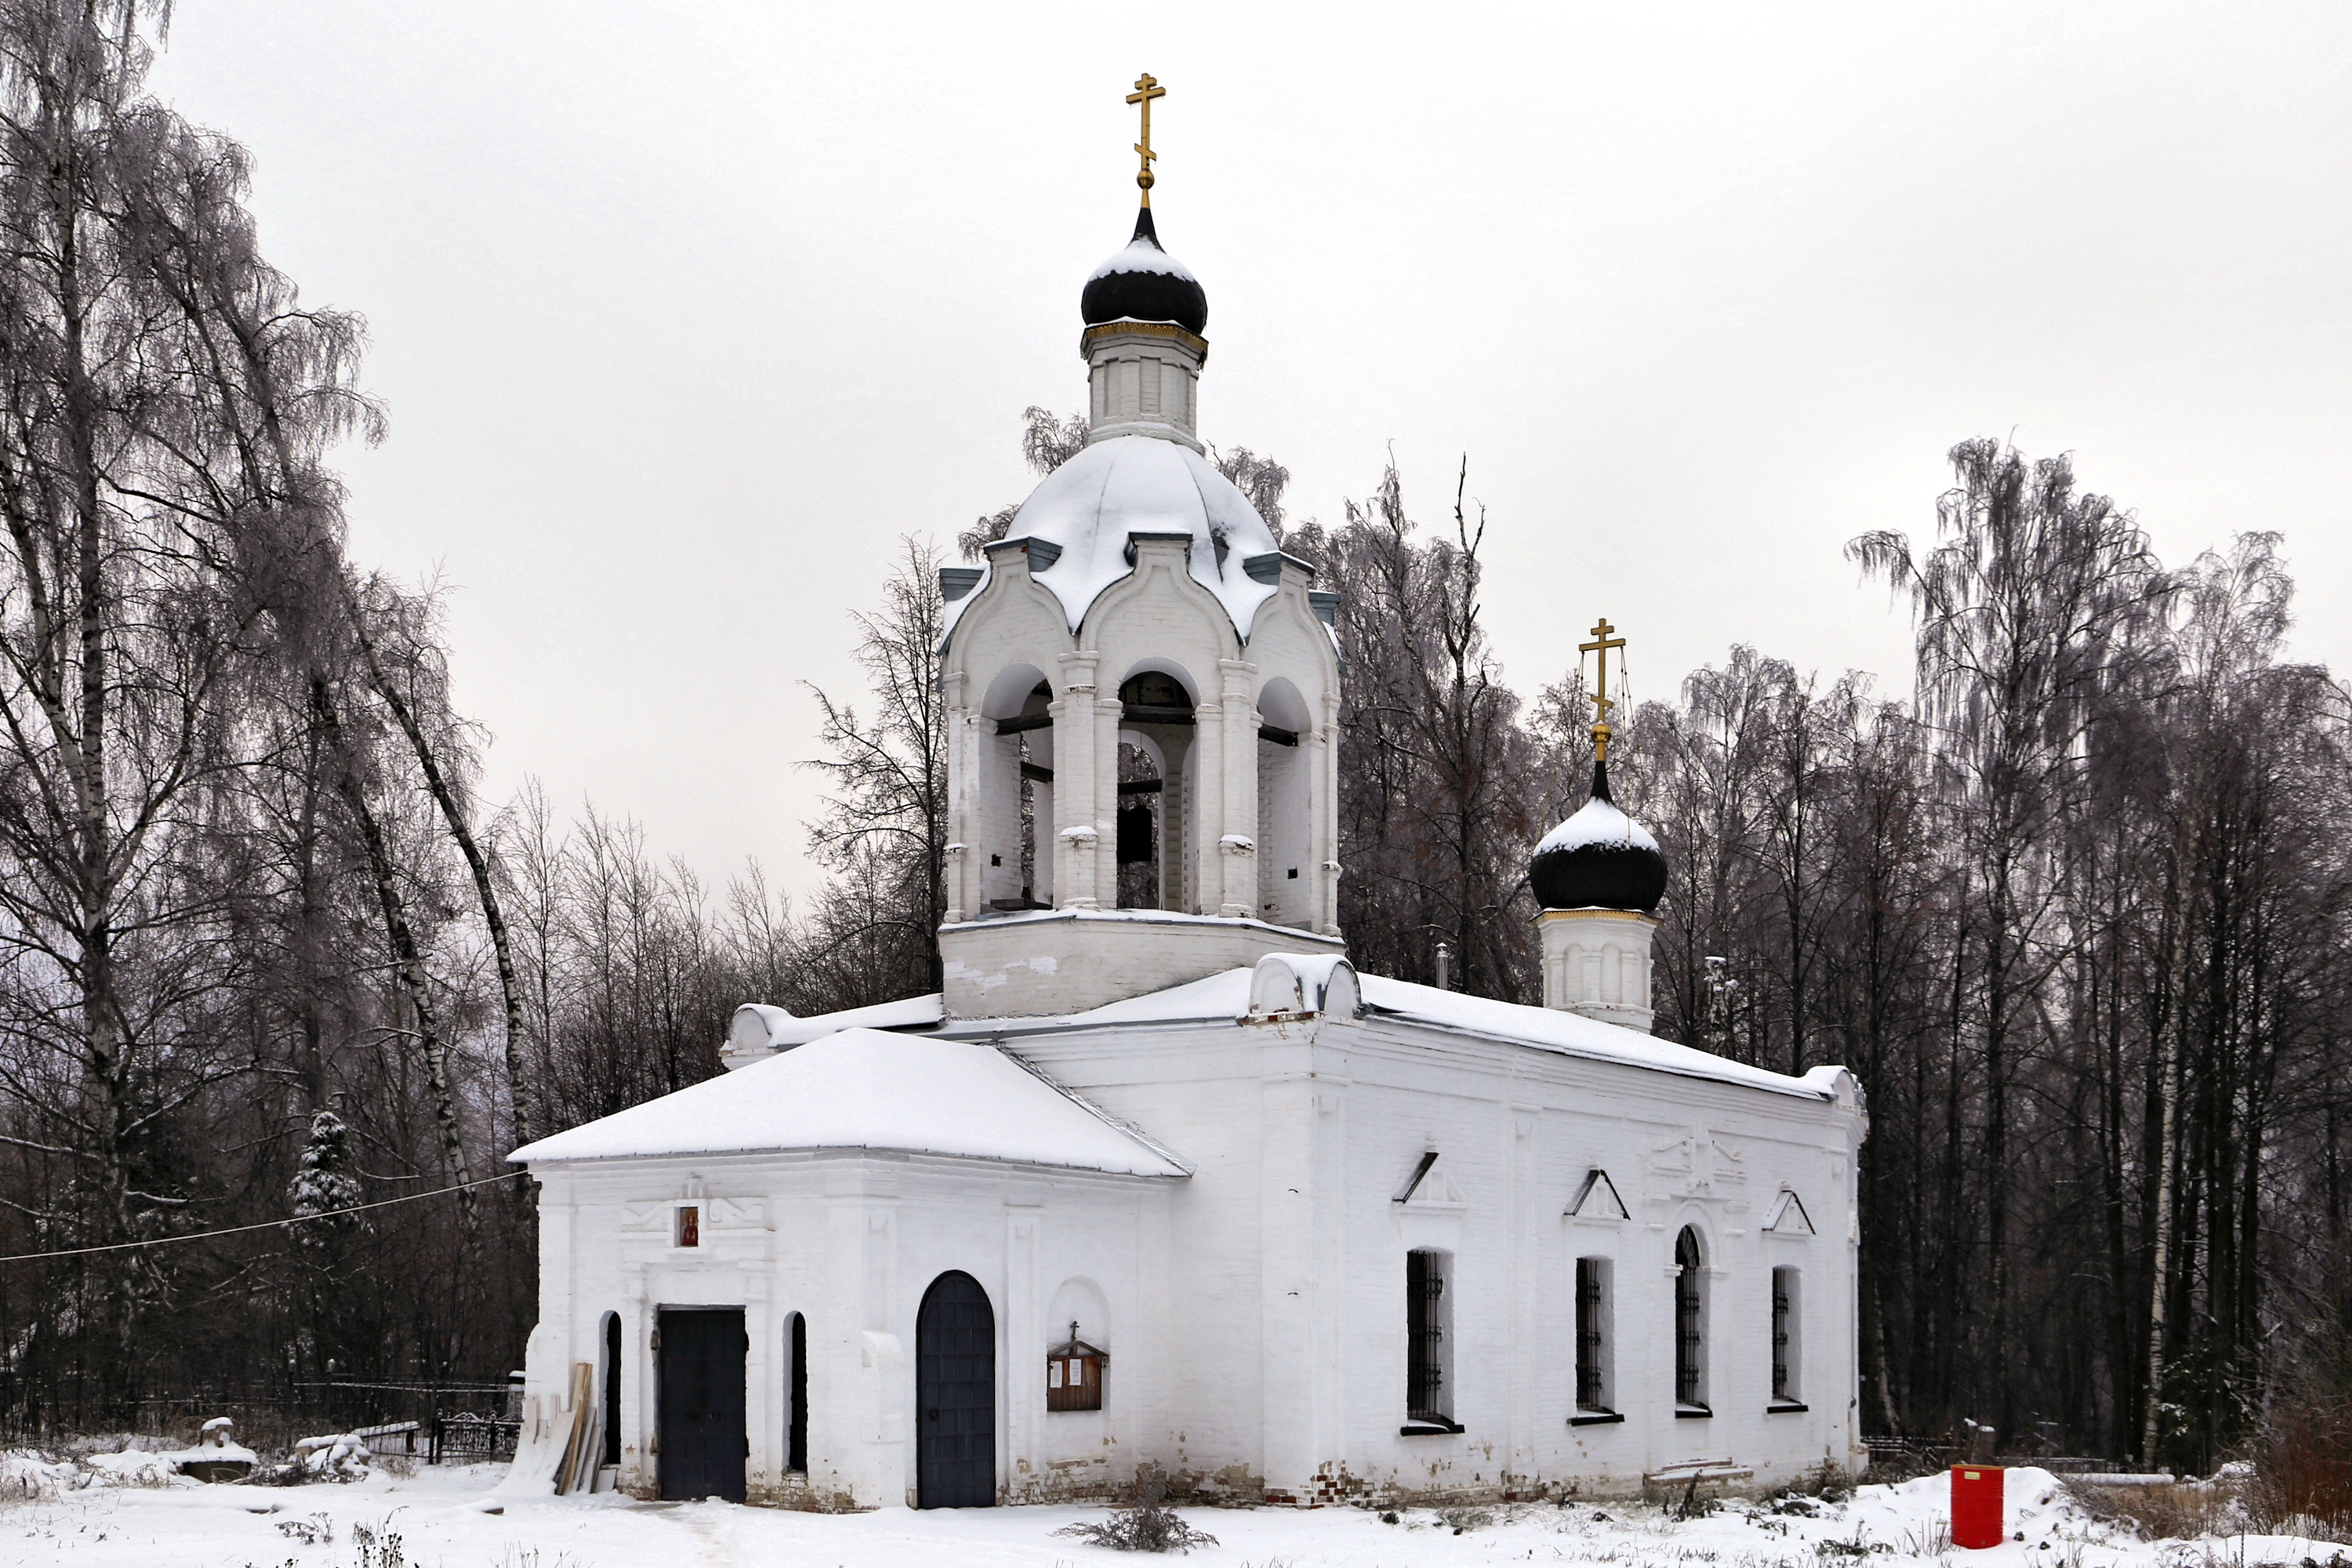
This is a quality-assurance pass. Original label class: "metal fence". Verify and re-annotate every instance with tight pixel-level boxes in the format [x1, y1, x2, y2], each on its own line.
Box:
[0, 1369, 523, 1457]
[305, 1381, 517, 1464]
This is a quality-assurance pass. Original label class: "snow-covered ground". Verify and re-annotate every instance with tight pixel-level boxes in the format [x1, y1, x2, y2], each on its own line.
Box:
[4, 1458, 2346, 1568]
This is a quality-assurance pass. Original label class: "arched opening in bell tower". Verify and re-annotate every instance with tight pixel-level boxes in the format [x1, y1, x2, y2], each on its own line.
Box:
[1116, 737, 1165, 909]
[1256, 677, 1313, 929]
[981, 665, 1054, 910]
[1116, 665, 1198, 912]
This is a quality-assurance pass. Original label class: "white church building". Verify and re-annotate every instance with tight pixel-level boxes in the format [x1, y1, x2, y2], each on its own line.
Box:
[505, 85, 1869, 1512]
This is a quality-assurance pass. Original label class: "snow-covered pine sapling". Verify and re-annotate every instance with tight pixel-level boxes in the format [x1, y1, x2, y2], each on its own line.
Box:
[290, 1111, 368, 1250]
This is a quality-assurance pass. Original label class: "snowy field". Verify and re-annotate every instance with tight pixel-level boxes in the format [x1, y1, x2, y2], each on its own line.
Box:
[4, 1458, 2347, 1568]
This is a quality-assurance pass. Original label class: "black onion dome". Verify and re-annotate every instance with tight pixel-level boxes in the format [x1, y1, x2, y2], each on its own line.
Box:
[1529, 760, 1668, 913]
[1080, 205, 1208, 336]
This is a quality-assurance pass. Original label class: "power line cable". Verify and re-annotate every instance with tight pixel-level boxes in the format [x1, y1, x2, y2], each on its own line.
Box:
[0, 1171, 519, 1265]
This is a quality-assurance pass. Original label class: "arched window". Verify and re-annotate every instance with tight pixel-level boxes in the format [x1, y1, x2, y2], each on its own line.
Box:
[1255, 677, 1312, 929]
[601, 1312, 622, 1468]
[1573, 1258, 1615, 1417]
[1403, 1248, 1459, 1432]
[1119, 669, 1198, 911]
[981, 667, 1054, 909]
[785, 1311, 808, 1472]
[1116, 739, 1166, 909]
[1674, 1227, 1708, 1415]
[1770, 1268, 1802, 1409]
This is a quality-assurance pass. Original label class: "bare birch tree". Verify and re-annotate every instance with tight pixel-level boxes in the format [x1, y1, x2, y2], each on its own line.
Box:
[802, 535, 950, 994]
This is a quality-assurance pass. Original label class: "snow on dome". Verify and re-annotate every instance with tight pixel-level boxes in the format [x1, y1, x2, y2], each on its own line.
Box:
[510, 1027, 1189, 1178]
[1087, 236, 1198, 285]
[1534, 794, 1660, 858]
[1530, 759, 1669, 913]
[1080, 206, 1207, 335]
[997, 434, 1281, 637]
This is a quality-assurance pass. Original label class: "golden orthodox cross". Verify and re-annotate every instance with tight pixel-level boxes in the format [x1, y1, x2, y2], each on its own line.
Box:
[1579, 617, 1628, 760]
[1127, 73, 1166, 202]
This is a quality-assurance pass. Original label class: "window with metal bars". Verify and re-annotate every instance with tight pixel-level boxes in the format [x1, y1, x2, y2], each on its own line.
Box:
[1404, 1249, 1454, 1428]
[786, 1311, 808, 1472]
[1573, 1257, 1613, 1415]
[1769, 1266, 1802, 1407]
[1674, 1226, 1708, 1414]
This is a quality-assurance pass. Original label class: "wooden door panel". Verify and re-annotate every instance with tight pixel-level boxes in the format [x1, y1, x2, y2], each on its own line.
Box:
[658, 1308, 746, 1502]
[916, 1272, 995, 1508]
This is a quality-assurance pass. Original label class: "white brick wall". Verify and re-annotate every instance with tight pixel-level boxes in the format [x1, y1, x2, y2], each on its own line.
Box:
[523, 1001, 1864, 1508]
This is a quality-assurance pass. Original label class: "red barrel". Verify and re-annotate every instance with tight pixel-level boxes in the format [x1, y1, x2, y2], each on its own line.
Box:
[1951, 1465, 2005, 1549]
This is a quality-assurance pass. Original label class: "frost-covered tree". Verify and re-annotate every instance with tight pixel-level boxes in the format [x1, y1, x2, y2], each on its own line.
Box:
[1293, 457, 1541, 999]
[801, 536, 951, 996]
[0, 0, 379, 1400]
[289, 1109, 365, 1247]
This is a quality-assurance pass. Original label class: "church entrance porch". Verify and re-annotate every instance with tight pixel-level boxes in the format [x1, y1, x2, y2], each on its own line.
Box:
[916, 1271, 997, 1508]
[656, 1308, 747, 1502]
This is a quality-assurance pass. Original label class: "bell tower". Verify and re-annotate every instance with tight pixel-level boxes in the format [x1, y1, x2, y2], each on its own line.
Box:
[932, 74, 1345, 1019]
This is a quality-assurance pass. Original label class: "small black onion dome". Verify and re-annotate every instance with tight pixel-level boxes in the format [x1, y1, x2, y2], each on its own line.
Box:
[1529, 760, 1668, 913]
[1080, 205, 1208, 336]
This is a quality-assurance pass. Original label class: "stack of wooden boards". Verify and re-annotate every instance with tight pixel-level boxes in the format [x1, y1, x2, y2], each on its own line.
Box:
[550, 1363, 604, 1494]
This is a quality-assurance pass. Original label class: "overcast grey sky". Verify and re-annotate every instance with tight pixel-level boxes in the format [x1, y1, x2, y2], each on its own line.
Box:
[146, 2, 2352, 895]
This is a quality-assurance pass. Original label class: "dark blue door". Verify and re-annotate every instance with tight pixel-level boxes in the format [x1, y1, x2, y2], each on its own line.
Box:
[658, 1308, 746, 1501]
[916, 1272, 996, 1508]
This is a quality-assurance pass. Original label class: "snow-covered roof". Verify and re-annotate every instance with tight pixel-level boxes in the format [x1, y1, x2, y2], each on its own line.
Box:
[726, 994, 943, 1058]
[964, 435, 1283, 638]
[511, 1028, 1189, 1177]
[1043, 964, 1834, 1101]
[1536, 795, 1661, 856]
[1355, 975, 1827, 1099]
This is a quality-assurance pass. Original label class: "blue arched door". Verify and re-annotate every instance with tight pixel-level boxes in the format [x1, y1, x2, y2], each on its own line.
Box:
[916, 1271, 996, 1508]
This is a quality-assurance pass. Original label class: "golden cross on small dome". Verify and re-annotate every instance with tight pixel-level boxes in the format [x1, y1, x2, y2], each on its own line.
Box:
[1126, 73, 1167, 203]
[1578, 617, 1628, 763]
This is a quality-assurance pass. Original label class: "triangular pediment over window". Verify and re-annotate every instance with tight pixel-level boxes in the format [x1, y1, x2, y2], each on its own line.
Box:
[1566, 1167, 1628, 1220]
[1394, 1150, 1465, 1206]
[1765, 1188, 1814, 1233]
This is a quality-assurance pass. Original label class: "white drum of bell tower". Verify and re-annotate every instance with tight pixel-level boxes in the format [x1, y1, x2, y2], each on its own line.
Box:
[1084, 318, 1205, 451]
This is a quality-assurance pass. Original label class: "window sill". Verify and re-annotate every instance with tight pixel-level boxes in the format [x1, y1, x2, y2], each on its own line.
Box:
[1766, 1401, 1809, 1414]
[1674, 1404, 1713, 1420]
[1570, 1410, 1624, 1427]
[1399, 1418, 1465, 1436]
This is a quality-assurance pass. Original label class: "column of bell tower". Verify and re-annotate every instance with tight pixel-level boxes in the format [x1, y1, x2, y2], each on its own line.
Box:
[1050, 650, 1103, 909]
